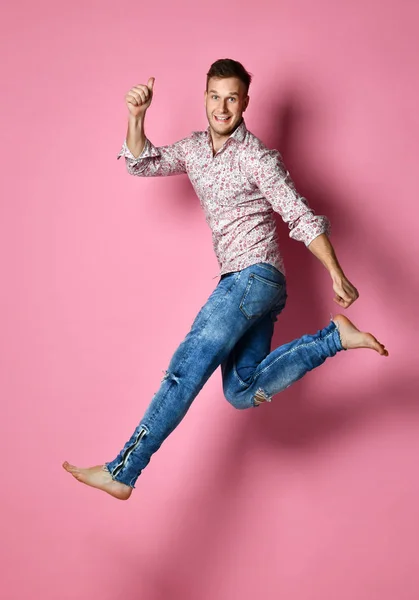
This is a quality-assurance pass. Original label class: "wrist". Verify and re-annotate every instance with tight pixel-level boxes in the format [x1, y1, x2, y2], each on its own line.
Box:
[128, 113, 146, 127]
[330, 267, 345, 281]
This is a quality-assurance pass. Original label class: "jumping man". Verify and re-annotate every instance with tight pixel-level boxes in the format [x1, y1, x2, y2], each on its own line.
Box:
[63, 59, 388, 500]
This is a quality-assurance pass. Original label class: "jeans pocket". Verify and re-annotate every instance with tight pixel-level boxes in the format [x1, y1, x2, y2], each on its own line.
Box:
[271, 291, 288, 322]
[239, 273, 283, 320]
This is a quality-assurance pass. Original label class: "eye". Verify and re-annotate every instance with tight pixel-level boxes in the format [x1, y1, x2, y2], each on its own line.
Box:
[228, 97, 236, 102]
[211, 95, 219, 100]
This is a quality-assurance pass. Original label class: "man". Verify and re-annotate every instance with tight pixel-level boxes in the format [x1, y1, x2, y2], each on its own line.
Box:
[63, 59, 387, 500]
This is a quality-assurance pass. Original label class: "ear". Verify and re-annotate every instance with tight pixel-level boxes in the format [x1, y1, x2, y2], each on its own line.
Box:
[243, 95, 250, 113]
[204, 90, 208, 105]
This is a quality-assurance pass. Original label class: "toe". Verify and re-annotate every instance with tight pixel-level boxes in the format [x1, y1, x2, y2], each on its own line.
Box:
[64, 462, 78, 473]
[378, 343, 388, 356]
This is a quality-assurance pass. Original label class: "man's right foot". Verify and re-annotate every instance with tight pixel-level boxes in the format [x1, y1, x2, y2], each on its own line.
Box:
[62, 462, 133, 500]
[332, 314, 389, 356]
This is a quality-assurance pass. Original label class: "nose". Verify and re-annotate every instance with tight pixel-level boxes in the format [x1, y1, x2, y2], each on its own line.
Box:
[219, 99, 229, 113]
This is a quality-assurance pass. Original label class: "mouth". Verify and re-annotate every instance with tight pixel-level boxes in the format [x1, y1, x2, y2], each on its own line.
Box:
[214, 115, 232, 124]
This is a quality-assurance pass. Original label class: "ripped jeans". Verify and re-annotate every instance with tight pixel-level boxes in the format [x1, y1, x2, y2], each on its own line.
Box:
[106, 262, 343, 488]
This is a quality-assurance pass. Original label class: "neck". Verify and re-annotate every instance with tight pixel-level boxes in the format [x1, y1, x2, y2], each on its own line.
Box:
[210, 131, 229, 154]
[209, 119, 243, 154]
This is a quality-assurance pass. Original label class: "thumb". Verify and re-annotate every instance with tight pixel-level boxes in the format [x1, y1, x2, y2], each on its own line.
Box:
[340, 288, 351, 302]
[334, 282, 350, 302]
[334, 293, 346, 306]
[147, 77, 155, 92]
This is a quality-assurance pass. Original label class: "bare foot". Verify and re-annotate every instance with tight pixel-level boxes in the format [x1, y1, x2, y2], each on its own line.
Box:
[333, 314, 389, 356]
[62, 461, 132, 500]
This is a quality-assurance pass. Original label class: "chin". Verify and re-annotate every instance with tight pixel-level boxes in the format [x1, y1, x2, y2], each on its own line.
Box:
[211, 122, 236, 136]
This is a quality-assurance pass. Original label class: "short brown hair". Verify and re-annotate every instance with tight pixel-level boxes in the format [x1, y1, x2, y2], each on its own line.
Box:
[206, 59, 252, 93]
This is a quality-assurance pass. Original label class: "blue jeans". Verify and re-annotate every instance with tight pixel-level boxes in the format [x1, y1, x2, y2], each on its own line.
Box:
[106, 262, 343, 487]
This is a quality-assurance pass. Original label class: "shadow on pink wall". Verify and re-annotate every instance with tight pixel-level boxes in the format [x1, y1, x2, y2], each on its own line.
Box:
[107, 88, 418, 600]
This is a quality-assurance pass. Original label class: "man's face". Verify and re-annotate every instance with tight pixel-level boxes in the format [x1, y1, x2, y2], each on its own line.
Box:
[205, 77, 249, 138]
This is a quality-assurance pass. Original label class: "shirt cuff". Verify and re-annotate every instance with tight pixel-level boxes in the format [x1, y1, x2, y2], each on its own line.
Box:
[303, 217, 331, 246]
[116, 139, 160, 161]
[289, 215, 331, 246]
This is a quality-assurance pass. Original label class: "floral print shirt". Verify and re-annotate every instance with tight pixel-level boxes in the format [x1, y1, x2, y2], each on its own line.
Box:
[117, 120, 330, 276]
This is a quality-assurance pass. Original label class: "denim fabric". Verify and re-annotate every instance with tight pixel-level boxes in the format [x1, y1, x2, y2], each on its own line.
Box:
[106, 262, 343, 487]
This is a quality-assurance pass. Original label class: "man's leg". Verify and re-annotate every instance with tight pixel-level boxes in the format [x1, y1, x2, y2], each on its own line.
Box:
[63, 263, 387, 498]
[222, 311, 388, 410]
[222, 288, 285, 406]
[62, 263, 287, 498]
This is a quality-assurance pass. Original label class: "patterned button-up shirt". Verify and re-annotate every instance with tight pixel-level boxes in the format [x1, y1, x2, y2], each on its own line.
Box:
[117, 120, 330, 276]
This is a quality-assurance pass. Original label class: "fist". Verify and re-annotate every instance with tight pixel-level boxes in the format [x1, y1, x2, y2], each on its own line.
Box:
[332, 274, 359, 309]
[125, 77, 155, 117]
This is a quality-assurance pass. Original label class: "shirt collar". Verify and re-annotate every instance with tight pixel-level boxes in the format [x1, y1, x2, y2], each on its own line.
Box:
[228, 119, 247, 143]
[200, 118, 248, 146]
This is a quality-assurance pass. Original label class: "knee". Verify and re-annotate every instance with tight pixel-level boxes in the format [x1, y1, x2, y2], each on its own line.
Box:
[222, 379, 240, 408]
[224, 385, 272, 409]
[223, 385, 251, 410]
[253, 388, 272, 405]
[224, 393, 247, 410]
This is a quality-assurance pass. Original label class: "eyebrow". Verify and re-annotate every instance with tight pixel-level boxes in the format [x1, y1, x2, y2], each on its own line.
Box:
[208, 90, 239, 96]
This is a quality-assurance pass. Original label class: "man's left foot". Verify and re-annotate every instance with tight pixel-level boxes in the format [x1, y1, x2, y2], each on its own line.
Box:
[332, 314, 389, 356]
[62, 461, 132, 500]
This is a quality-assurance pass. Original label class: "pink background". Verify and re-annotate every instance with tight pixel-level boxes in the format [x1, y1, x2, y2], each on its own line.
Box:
[1, 0, 419, 598]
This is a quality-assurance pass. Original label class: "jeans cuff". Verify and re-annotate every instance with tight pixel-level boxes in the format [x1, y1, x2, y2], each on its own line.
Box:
[329, 318, 345, 352]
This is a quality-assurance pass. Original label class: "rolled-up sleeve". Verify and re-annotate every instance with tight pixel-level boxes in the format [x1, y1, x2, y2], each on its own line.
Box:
[117, 138, 187, 177]
[250, 149, 331, 245]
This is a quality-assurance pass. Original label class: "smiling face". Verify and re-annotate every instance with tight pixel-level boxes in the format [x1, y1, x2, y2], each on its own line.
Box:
[205, 76, 249, 142]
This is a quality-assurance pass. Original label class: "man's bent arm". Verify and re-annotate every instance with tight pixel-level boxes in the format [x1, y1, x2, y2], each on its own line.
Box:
[117, 101, 187, 178]
[117, 77, 187, 177]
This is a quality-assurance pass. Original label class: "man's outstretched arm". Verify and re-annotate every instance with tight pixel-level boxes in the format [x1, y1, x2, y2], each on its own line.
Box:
[250, 149, 359, 308]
